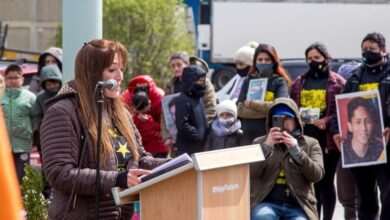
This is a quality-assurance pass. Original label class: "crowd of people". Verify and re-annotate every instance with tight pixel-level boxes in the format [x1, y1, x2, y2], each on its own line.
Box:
[1, 32, 390, 220]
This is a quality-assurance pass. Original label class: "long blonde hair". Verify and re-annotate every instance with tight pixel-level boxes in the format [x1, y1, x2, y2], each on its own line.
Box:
[75, 39, 139, 165]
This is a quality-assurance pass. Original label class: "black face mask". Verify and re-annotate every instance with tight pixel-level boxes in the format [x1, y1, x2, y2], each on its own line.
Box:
[46, 87, 60, 95]
[309, 60, 326, 75]
[362, 51, 383, 65]
[134, 85, 149, 94]
[191, 84, 206, 98]
[236, 66, 250, 77]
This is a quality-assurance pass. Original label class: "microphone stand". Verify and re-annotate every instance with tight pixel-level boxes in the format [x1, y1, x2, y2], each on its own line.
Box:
[95, 88, 104, 220]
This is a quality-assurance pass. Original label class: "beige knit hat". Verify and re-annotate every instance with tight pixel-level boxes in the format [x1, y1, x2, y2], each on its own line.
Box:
[234, 41, 259, 66]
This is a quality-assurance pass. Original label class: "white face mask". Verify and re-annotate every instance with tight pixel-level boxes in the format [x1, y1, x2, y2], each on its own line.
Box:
[219, 117, 235, 126]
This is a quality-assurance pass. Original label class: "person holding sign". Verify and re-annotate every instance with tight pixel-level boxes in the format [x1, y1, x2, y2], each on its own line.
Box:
[344, 97, 384, 164]
[290, 42, 345, 220]
[237, 44, 291, 145]
[330, 32, 390, 220]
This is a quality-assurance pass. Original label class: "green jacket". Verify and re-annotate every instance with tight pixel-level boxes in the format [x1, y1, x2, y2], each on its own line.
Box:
[2, 87, 36, 153]
[250, 97, 324, 220]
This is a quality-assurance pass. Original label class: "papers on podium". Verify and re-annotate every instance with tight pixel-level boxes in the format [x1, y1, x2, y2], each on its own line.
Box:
[140, 153, 193, 182]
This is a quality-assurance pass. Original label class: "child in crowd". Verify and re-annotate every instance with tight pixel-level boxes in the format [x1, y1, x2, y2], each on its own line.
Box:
[1, 64, 36, 184]
[204, 99, 243, 151]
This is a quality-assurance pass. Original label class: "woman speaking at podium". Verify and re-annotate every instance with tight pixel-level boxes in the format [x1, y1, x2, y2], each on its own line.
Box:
[40, 39, 166, 219]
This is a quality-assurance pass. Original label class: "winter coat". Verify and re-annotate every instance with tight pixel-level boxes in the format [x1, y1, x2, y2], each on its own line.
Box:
[174, 68, 208, 155]
[32, 64, 62, 131]
[204, 124, 243, 151]
[122, 75, 164, 122]
[290, 70, 345, 150]
[250, 97, 324, 220]
[29, 47, 63, 94]
[1, 87, 36, 153]
[161, 76, 216, 141]
[40, 82, 165, 220]
[237, 72, 289, 144]
[132, 113, 168, 155]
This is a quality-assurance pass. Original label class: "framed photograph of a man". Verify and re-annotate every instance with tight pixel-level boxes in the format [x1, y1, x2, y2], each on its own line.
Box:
[162, 93, 180, 142]
[335, 90, 387, 168]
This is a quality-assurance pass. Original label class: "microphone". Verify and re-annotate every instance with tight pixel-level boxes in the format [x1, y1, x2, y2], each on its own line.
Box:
[97, 79, 117, 90]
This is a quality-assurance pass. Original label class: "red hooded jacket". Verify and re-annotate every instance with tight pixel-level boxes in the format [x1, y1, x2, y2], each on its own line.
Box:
[122, 75, 167, 154]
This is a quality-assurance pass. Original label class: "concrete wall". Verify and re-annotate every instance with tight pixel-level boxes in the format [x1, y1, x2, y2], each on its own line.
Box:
[0, 0, 62, 52]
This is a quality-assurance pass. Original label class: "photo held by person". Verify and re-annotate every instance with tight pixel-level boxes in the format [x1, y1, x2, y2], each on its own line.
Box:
[161, 51, 216, 156]
[290, 42, 346, 220]
[330, 32, 390, 220]
[237, 44, 291, 145]
[39, 39, 166, 220]
[250, 97, 324, 220]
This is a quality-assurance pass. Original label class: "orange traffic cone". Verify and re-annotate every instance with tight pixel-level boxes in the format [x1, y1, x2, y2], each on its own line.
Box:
[0, 108, 24, 219]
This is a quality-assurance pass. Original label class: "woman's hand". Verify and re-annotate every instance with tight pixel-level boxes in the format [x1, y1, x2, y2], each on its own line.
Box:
[127, 169, 152, 187]
[333, 134, 343, 151]
[383, 127, 390, 145]
[313, 119, 326, 130]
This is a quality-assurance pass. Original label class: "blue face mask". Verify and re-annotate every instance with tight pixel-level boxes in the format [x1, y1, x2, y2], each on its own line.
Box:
[256, 63, 274, 76]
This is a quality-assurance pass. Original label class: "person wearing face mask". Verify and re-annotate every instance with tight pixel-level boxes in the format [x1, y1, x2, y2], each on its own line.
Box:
[31, 64, 63, 198]
[330, 32, 390, 220]
[204, 99, 243, 151]
[29, 47, 63, 95]
[1, 64, 36, 184]
[233, 42, 259, 101]
[237, 44, 291, 145]
[250, 97, 324, 220]
[290, 42, 346, 220]
[174, 65, 209, 155]
[161, 52, 216, 155]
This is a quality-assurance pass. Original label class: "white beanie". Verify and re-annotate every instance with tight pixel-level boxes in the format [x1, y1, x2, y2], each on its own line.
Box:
[216, 100, 238, 120]
[234, 41, 258, 66]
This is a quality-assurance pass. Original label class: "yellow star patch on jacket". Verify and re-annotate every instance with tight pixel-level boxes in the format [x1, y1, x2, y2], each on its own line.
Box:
[116, 142, 130, 159]
[359, 83, 379, 91]
[300, 89, 326, 112]
[265, 91, 275, 102]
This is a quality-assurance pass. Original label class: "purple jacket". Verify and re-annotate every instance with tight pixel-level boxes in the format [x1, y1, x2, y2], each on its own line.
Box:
[290, 71, 345, 150]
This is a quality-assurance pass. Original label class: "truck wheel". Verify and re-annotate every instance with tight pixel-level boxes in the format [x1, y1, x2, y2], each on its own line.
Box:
[211, 66, 236, 91]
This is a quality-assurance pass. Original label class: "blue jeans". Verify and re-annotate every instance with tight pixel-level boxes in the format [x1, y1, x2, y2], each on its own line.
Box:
[251, 202, 308, 220]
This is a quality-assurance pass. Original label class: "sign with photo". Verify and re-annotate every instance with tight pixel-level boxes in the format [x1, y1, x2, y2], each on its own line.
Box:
[335, 90, 387, 168]
[299, 108, 320, 124]
[162, 93, 180, 142]
[247, 78, 267, 102]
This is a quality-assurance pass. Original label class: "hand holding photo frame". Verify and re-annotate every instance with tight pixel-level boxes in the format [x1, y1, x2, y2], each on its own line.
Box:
[335, 90, 387, 168]
[162, 93, 180, 143]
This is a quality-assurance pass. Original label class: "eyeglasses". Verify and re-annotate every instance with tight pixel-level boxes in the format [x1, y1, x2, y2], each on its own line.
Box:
[5, 76, 22, 80]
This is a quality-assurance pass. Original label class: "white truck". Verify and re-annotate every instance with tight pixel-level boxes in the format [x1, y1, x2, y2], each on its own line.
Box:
[186, 0, 390, 91]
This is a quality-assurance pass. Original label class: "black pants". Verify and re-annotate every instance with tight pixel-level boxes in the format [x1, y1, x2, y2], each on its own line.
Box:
[13, 152, 30, 184]
[351, 164, 389, 220]
[336, 160, 358, 220]
[314, 148, 339, 220]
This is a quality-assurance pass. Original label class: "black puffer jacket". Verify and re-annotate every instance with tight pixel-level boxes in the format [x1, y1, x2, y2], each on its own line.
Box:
[174, 66, 208, 155]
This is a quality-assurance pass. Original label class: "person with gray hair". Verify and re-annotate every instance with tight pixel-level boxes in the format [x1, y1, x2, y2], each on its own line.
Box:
[160, 51, 216, 156]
